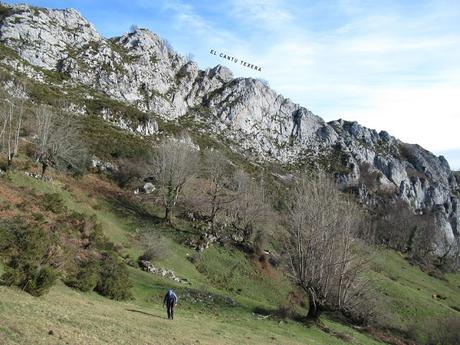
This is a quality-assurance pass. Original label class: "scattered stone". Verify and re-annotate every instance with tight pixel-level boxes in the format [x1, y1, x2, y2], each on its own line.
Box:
[135, 182, 156, 195]
[432, 293, 447, 300]
[180, 288, 238, 307]
[138, 260, 185, 283]
[252, 313, 270, 320]
[184, 233, 218, 252]
[143, 182, 155, 194]
[90, 158, 117, 173]
[24, 171, 52, 181]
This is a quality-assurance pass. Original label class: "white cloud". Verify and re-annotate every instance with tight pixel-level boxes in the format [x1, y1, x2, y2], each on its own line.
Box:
[131, 0, 460, 166]
[338, 85, 460, 151]
[219, 1, 460, 159]
[229, 0, 293, 29]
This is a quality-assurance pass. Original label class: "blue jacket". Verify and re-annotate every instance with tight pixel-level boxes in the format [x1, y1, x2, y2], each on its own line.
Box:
[163, 289, 178, 305]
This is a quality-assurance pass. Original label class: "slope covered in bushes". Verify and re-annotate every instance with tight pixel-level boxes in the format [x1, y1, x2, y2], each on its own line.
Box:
[1, 161, 459, 344]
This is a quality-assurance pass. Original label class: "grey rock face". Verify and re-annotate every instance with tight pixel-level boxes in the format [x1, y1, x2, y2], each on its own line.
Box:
[1, 3, 459, 244]
[0, 5, 101, 69]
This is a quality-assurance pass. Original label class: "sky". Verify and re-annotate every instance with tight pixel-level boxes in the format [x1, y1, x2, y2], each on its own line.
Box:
[4, 0, 460, 169]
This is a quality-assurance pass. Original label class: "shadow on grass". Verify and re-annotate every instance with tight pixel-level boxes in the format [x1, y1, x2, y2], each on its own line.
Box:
[98, 189, 164, 225]
[126, 309, 167, 320]
[253, 306, 307, 324]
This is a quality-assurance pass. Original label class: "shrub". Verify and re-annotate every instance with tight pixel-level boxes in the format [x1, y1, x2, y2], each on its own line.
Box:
[409, 316, 460, 345]
[2, 265, 58, 297]
[114, 156, 149, 187]
[0, 267, 22, 286]
[427, 317, 460, 345]
[65, 261, 99, 292]
[88, 223, 115, 251]
[81, 116, 150, 161]
[95, 253, 132, 300]
[25, 266, 58, 296]
[0, 5, 12, 21]
[137, 232, 169, 263]
[0, 218, 58, 296]
[0, 218, 50, 263]
[42, 193, 66, 213]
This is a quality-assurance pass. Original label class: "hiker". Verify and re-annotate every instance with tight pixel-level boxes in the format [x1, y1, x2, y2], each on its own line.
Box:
[163, 288, 178, 320]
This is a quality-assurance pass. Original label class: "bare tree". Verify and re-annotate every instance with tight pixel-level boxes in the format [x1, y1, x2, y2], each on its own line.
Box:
[137, 231, 170, 262]
[129, 24, 139, 33]
[34, 105, 87, 177]
[227, 170, 270, 246]
[408, 211, 437, 263]
[284, 173, 369, 321]
[186, 53, 195, 63]
[115, 156, 150, 188]
[149, 137, 198, 223]
[375, 200, 416, 252]
[0, 98, 23, 168]
[200, 149, 234, 232]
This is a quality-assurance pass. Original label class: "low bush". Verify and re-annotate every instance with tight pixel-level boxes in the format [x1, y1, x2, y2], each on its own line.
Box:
[88, 223, 116, 252]
[427, 317, 460, 345]
[65, 260, 99, 292]
[95, 253, 132, 300]
[0, 197, 132, 300]
[0, 217, 50, 263]
[0, 5, 13, 21]
[0, 218, 58, 296]
[137, 232, 169, 263]
[42, 193, 66, 213]
[409, 316, 460, 345]
[24, 266, 58, 296]
[2, 265, 58, 297]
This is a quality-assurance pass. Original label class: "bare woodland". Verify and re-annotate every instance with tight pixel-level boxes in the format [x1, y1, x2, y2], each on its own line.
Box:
[148, 138, 198, 222]
[284, 174, 371, 320]
[0, 98, 23, 168]
[34, 105, 87, 177]
[1, 88, 458, 325]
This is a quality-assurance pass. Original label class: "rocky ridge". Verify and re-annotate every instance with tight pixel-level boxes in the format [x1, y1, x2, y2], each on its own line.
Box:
[0, 2, 458, 244]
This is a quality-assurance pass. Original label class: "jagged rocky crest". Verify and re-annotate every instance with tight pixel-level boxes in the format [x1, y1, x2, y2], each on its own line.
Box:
[0, 2, 459, 243]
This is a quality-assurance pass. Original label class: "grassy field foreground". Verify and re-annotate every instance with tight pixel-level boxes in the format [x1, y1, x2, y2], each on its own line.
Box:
[0, 275, 385, 345]
[0, 171, 386, 345]
[1, 170, 459, 344]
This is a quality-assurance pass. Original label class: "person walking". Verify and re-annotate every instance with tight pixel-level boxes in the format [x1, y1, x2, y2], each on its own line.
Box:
[163, 288, 178, 320]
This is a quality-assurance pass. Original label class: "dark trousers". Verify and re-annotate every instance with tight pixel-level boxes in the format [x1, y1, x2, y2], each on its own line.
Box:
[166, 300, 175, 319]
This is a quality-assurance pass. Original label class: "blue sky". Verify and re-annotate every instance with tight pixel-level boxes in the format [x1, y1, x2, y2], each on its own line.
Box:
[4, 0, 460, 169]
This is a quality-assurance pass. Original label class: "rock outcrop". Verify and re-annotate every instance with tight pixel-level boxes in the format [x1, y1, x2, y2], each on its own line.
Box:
[0, 2, 458, 244]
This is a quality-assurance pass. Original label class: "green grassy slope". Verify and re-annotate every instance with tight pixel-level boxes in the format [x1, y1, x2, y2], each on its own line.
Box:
[0, 277, 385, 345]
[0, 171, 385, 345]
[1, 171, 459, 344]
[368, 249, 460, 341]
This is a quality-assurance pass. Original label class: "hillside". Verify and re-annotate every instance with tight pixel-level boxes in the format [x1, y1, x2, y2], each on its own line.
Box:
[1, 170, 459, 345]
[0, 2, 458, 243]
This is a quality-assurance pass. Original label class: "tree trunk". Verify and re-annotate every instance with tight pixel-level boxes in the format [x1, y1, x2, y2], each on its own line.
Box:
[164, 207, 172, 223]
[306, 289, 322, 321]
[6, 156, 12, 170]
[41, 162, 48, 178]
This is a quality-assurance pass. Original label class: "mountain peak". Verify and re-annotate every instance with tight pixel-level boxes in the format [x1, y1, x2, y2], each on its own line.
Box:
[0, 2, 101, 69]
[0, 2, 459, 243]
